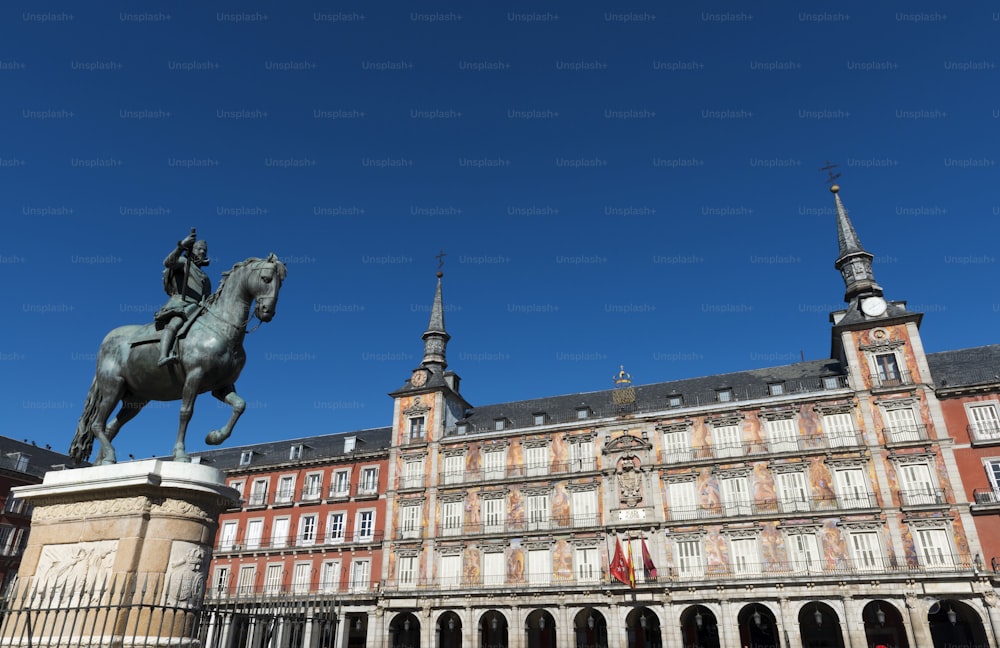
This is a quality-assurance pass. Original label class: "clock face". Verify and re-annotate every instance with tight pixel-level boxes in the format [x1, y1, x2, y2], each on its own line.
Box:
[861, 296, 887, 317]
[411, 369, 428, 387]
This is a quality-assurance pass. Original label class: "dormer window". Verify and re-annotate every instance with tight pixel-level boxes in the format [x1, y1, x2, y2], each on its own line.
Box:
[344, 436, 357, 453]
[822, 376, 841, 390]
[667, 395, 683, 409]
[289, 444, 303, 461]
[456, 422, 469, 435]
[533, 413, 548, 426]
[239, 451, 253, 466]
[576, 407, 591, 420]
[768, 383, 785, 396]
[716, 388, 733, 403]
[494, 418, 509, 431]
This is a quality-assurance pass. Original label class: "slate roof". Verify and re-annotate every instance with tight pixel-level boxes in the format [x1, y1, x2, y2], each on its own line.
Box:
[927, 345, 1000, 389]
[0, 436, 81, 479]
[189, 427, 392, 471]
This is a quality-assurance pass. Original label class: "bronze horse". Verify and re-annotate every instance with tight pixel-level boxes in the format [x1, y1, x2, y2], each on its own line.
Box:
[70, 255, 287, 465]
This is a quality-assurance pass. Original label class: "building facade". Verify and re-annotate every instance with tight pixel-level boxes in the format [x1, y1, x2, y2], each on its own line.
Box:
[199, 186, 1000, 648]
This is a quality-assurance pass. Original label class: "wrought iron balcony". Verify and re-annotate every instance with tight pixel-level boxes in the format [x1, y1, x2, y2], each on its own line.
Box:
[883, 425, 930, 445]
[217, 529, 384, 553]
[973, 488, 1000, 506]
[871, 370, 914, 390]
[969, 422, 1000, 443]
[899, 488, 946, 507]
[666, 494, 879, 522]
[663, 431, 863, 466]
[434, 513, 602, 538]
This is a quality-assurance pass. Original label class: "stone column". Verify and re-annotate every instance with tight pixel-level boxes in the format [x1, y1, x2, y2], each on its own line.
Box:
[982, 591, 1000, 648]
[904, 593, 931, 648]
[779, 598, 801, 648]
[2, 460, 237, 648]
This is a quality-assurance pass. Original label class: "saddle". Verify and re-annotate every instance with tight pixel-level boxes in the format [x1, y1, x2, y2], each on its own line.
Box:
[130, 308, 203, 348]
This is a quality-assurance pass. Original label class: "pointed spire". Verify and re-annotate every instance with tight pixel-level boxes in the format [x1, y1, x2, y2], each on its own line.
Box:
[831, 184, 882, 302]
[421, 270, 450, 369]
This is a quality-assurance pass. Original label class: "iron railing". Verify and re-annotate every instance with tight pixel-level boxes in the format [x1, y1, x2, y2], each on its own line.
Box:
[871, 371, 914, 389]
[898, 489, 947, 507]
[217, 530, 384, 553]
[974, 488, 1000, 505]
[969, 422, 1000, 442]
[665, 494, 880, 522]
[883, 425, 931, 444]
[662, 431, 864, 465]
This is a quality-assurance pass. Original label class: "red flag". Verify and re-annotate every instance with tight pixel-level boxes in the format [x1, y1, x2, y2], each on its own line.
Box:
[641, 537, 658, 581]
[626, 537, 636, 588]
[609, 538, 630, 586]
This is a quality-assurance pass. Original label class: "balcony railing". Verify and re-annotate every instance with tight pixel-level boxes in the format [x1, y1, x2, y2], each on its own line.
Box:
[871, 370, 914, 389]
[883, 425, 930, 444]
[974, 488, 1000, 505]
[1, 498, 32, 517]
[899, 488, 946, 507]
[381, 554, 977, 592]
[663, 431, 863, 466]
[217, 529, 385, 553]
[208, 578, 380, 601]
[667, 494, 879, 522]
[969, 422, 1000, 443]
[434, 513, 602, 538]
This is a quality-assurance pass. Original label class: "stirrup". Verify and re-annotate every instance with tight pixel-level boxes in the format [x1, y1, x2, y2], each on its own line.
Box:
[158, 354, 179, 367]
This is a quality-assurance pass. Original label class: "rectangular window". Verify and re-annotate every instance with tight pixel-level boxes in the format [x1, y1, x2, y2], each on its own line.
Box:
[359, 467, 379, 495]
[525, 446, 549, 477]
[343, 436, 356, 453]
[409, 416, 425, 439]
[327, 512, 346, 544]
[272, 517, 290, 549]
[874, 353, 901, 384]
[237, 565, 256, 595]
[320, 560, 341, 593]
[533, 413, 547, 426]
[730, 537, 759, 576]
[787, 533, 821, 573]
[245, 519, 263, 550]
[443, 455, 464, 485]
[569, 440, 596, 471]
[402, 459, 424, 489]
[716, 388, 733, 403]
[398, 556, 418, 588]
[663, 430, 692, 463]
[213, 566, 230, 596]
[356, 511, 375, 542]
[239, 451, 253, 466]
[249, 479, 268, 506]
[668, 395, 683, 408]
[898, 463, 938, 505]
[528, 549, 551, 585]
[229, 481, 244, 497]
[769, 383, 785, 396]
[264, 564, 283, 594]
[401, 505, 421, 540]
[439, 554, 462, 587]
[484, 449, 506, 480]
[298, 514, 318, 546]
[987, 460, 1000, 495]
[442, 501, 463, 536]
[331, 469, 350, 498]
[824, 413, 857, 447]
[669, 481, 698, 520]
[575, 547, 599, 583]
[885, 408, 919, 442]
[766, 418, 799, 453]
[494, 419, 506, 431]
[527, 494, 550, 531]
[714, 425, 742, 458]
[303, 473, 322, 501]
[483, 498, 505, 533]
[848, 531, 883, 572]
[777, 471, 810, 512]
[289, 444, 303, 461]
[823, 375, 842, 389]
[276, 476, 295, 504]
[720, 477, 752, 517]
[220, 521, 238, 551]
[835, 468, 870, 509]
[969, 404, 1000, 441]
[572, 490, 598, 527]
[676, 540, 703, 578]
[349, 560, 370, 593]
[484, 552, 505, 586]
[915, 528, 953, 569]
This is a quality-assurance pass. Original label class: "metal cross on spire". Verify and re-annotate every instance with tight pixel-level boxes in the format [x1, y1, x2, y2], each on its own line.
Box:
[435, 249, 447, 272]
[820, 160, 842, 187]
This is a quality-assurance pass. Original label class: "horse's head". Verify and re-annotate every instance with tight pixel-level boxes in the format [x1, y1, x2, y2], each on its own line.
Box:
[250, 254, 287, 322]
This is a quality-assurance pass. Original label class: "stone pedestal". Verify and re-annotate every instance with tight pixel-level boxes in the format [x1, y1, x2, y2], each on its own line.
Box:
[0, 459, 238, 648]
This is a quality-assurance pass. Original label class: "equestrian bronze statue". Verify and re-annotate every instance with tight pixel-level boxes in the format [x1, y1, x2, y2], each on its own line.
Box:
[69, 232, 287, 465]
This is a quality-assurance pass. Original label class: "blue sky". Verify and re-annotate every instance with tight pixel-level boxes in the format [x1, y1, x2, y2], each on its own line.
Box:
[2, 1, 998, 462]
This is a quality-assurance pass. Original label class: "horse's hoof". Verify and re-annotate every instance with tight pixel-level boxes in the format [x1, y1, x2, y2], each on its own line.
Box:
[206, 430, 225, 445]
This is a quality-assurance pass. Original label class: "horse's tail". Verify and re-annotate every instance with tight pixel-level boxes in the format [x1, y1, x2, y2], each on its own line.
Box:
[69, 378, 100, 464]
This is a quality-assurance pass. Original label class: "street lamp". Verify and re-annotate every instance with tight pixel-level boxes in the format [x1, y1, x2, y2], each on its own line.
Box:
[538, 617, 545, 630]
[639, 614, 647, 630]
[814, 605, 823, 628]
[405, 619, 411, 632]
[875, 605, 885, 627]
[448, 618, 456, 631]
[694, 611, 703, 629]
[588, 616, 595, 630]
[947, 606, 958, 626]
[492, 617, 499, 631]
[752, 607, 762, 628]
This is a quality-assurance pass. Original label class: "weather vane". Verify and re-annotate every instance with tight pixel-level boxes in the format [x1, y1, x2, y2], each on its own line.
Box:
[820, 160, 841, 186]
[435, 249, 447, 272]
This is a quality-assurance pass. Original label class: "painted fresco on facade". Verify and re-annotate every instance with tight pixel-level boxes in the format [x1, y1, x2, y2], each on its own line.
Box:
[952, 514, 972, 559]
[704, 529, 728, 573]
[692, 418, 710, 457]
[697, 467, 721, 513]
[934, 450, 952, 502]
[552, 539, 573, 581]
[509, 442, 524, 478]
[808, 457, 836, 503]
[465, 490, 481, 528]
[552, 434, 568, 469]
[800, 405, 824, 449]
[751, 462, 777, 509]
[466, 443, 481, 473]
[508, 487, 524, 526]
[508, 539, 525, 584]
[745, 412, 766, 453]
[900, 523, 919, 567]
[387, 551, 397, 584]
[462, 546, 479, 585]
[660, 530, 675, 573]
[821, 519, 849, 570]
[884, 455, 900, 507]
[418, 547, 428, 586]
[867, 459, 883, 508]
[760, 522, 786, 571]
[552, 482, 570, 527]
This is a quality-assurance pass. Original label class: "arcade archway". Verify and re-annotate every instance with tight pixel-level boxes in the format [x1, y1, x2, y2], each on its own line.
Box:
[680, 605, 720, 648]
[798, 601, 844, 648]
[738, 604, 780, 648]
[861, 600, 909, 648]
[928, 599, 989, 648]
[626, 607, 661, 648]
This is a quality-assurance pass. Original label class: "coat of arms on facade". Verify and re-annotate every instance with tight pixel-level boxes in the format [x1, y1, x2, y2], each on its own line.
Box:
[617, 457, 643, 508]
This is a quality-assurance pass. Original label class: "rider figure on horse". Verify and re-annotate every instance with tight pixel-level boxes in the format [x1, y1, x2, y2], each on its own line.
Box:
[155, 230, 212, 367]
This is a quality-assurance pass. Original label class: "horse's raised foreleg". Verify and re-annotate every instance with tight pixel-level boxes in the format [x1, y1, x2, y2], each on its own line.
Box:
[106, 395, 149, 444]
[173, 371, 203, 463]
[205, 385, 245, 446]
